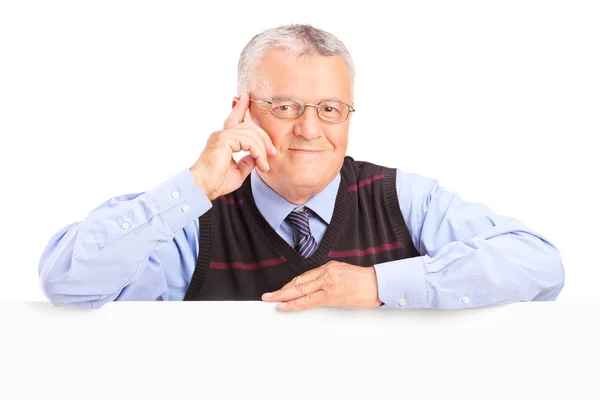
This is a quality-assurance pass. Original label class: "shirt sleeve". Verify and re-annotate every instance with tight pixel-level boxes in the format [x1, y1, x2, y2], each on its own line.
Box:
[373, 170, 565, 309]
[37, 168, 211, 309]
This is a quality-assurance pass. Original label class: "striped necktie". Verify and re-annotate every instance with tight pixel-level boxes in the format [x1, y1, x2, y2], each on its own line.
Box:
[285, 207, 318, 257]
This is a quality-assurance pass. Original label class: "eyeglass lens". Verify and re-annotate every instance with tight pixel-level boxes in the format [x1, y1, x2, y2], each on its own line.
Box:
[270, 97, 349, 122]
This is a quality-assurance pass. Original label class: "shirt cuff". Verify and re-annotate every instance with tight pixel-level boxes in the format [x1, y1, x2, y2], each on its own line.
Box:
[145, 168, 212, 233]
[374, 256, 428, 308]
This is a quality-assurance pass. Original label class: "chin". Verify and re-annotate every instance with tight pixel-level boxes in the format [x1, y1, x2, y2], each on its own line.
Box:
[288, 173, 321, 188]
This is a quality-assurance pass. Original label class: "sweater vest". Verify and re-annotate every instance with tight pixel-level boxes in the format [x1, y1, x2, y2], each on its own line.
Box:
[183, 156, 420, 301]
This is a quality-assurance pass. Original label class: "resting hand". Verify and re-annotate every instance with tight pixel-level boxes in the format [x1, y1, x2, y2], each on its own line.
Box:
[261, 261, 383, 312]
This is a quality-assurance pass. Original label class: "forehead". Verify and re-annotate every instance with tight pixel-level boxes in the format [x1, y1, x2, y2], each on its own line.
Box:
[254, 48, 351, 103]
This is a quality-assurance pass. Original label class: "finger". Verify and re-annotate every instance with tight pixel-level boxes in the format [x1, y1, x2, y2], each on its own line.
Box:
[277, 265, 325, 291]
[235, 154, 256, 180]
[239, 118, 277, 156]
[261, 278, 321, 303]
[247, 122, 277, 156]
[224, 129, 269, 172]
[277, 291, 328, 312]
[224, 92, 249, 129]
[226, 128, 268, 161]
[225, 135, 269, 173]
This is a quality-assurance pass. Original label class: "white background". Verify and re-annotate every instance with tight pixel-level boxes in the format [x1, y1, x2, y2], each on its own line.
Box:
[0, 1, 599, 398]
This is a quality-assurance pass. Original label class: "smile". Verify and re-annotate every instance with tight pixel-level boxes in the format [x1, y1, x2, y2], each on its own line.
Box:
[288, 149, 324, 154]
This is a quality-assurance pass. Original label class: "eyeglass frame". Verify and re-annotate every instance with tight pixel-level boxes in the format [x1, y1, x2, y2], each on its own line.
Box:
[249, 96, 355, 123]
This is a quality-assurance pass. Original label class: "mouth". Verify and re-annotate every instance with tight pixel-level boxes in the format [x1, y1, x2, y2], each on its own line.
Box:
[288, 149, 324, 154]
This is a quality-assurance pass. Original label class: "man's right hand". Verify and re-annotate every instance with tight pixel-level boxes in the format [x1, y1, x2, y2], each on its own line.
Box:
[189, 92, 277, 201]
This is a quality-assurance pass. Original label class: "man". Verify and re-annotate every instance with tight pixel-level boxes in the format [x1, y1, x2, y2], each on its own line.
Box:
[38, 24, 564, 311]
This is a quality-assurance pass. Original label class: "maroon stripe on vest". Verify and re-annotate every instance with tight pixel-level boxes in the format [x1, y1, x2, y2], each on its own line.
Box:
[216, 196, 244, 207]
[210, 256, 287, 270]
[328, 241, 402, 258]
[347, 173, 385, 191]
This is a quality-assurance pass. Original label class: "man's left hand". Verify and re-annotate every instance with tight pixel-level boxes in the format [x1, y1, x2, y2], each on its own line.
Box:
[261, 261, 384, 311]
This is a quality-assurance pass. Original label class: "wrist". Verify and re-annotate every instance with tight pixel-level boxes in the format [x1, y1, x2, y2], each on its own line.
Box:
[369, 266, 384, 307]
[189, 166, 218, 201]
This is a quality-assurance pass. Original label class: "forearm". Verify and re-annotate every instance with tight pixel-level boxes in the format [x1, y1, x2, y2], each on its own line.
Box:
[38, 168, 210, 308]
[375, 225, 565, 309]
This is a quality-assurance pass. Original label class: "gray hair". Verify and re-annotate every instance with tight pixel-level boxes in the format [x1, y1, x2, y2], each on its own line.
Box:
[237, 24, 355, 101]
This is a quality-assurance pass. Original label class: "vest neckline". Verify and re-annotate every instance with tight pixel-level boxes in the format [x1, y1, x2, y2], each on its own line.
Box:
[238, 167, 349, 273]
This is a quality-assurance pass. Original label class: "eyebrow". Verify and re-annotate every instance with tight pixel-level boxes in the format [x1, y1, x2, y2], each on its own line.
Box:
[274, 95, 350, 104]
[322, 98, 347, 103]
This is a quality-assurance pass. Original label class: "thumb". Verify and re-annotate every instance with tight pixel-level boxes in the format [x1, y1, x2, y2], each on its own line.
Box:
[236, 154, 256, 180]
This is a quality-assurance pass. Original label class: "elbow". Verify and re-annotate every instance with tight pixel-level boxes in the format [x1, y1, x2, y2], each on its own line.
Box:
[40, 288, 103, 310]
[37, 226, 107, 309]
[38, 263, 104, 310]
[38, 275, 55, 304]
[38, 260, 65, 307]
[531, 245, 565, 301]
[39, 276, 91, 309]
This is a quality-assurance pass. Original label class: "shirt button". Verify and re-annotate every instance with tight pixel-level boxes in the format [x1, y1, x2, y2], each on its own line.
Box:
[171, 190, 180, 199]
[181, 204, 190, 212]
[461, 296, 470, 304]
[122, 222, 130, 230]
[398, 298, 407, 306]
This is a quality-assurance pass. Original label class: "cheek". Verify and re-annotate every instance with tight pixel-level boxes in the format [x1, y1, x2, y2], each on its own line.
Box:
[260, 119, 290, 146]
[327, 130, 349, 151]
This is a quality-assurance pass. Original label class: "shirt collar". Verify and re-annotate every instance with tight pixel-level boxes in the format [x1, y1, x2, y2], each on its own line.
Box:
[250, 170, 341, 231]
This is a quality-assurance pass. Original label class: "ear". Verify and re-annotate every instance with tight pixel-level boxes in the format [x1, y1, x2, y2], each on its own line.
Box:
[232, 96, 240, 110]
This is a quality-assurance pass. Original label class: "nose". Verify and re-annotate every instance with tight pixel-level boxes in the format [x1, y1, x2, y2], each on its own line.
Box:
[292, 105, 323, 140]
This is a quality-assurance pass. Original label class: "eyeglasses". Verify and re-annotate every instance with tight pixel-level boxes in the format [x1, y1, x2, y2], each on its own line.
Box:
[249, 96, 355, 123]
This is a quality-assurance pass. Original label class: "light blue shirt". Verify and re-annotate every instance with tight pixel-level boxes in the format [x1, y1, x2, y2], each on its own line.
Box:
[38, 165, 565, 309]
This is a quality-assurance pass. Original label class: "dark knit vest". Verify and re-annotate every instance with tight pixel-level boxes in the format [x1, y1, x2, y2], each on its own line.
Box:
[183, 156, 420, 301]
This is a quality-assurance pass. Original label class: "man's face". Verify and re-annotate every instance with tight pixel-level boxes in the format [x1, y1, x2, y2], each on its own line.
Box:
[249, 49, 352, 191]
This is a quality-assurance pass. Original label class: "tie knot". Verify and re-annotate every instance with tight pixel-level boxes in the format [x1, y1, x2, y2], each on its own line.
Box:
[288, 207, 310, 220]
[286, 208, 312, 233]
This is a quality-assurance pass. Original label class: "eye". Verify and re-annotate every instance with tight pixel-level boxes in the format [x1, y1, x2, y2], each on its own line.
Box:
[322, 105, 341, 114]
[272, 99, 302, 116]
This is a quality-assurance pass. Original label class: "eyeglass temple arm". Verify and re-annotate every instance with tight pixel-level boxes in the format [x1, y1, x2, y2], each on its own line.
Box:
[249, 99, 272, 105]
